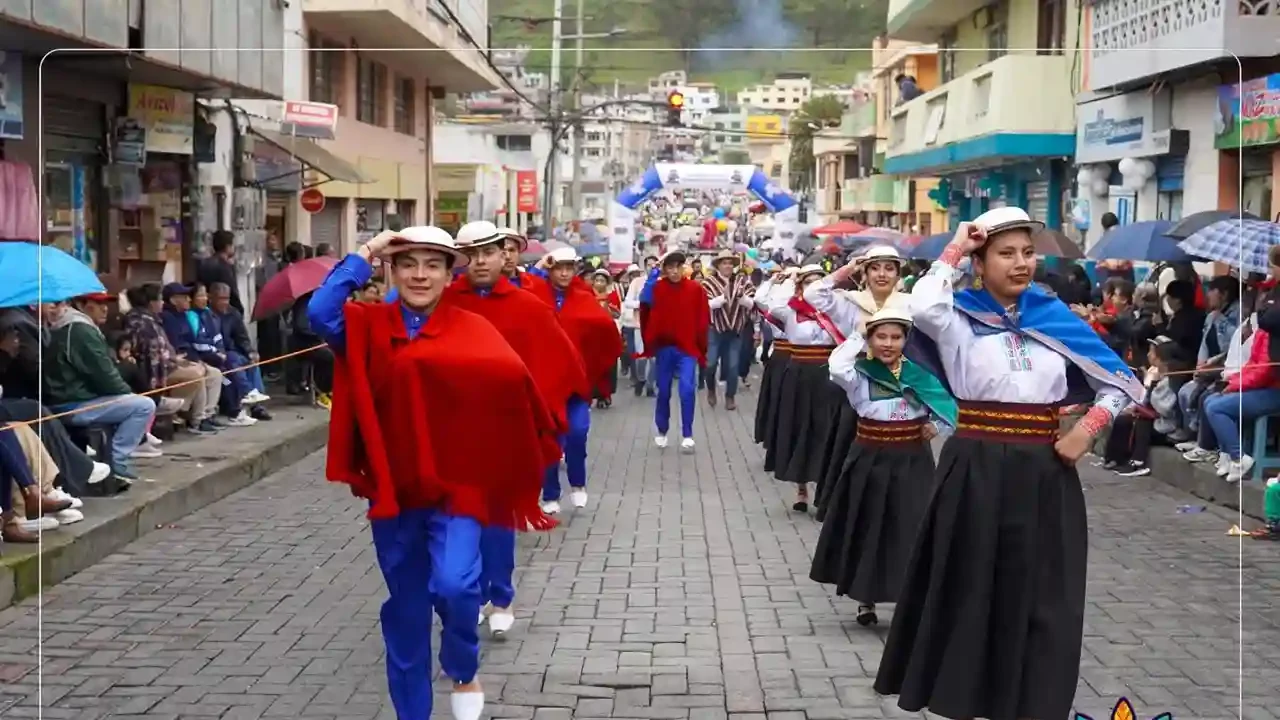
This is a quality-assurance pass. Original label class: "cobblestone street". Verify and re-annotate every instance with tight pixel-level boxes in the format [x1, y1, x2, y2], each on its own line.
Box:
[0, 386, 1277, 719]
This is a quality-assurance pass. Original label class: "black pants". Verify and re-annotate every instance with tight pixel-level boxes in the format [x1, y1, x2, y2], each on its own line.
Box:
[287, 336, 334, 394]
[257, 316, 284, 375]
[738, 323, 754, 380]
[1104, 413, 1156, 465]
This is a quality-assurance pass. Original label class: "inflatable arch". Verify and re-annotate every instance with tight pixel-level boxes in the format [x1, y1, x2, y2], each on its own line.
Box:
[606, 163, 802, 266]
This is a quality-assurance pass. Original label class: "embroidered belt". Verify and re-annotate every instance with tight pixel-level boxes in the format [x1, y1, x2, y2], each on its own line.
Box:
[955, 401, 1058, 445]
[772, 340, 793, 353]
[788, 345, 836, 363]
[856, 417, 927, 446]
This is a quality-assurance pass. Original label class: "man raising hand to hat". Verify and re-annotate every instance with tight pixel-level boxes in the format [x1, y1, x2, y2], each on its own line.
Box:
[701, 249, 754, 411]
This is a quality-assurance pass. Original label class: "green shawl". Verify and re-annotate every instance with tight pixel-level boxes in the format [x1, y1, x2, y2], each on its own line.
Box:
[854, 356, 958, 428]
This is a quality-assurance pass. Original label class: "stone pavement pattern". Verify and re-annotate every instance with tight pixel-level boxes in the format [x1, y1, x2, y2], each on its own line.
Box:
[0, 387, 1277, 719]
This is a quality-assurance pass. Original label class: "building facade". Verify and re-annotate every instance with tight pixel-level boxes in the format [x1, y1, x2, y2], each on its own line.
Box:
[433, 121, 564, 234]
[737, 73, 814, 112]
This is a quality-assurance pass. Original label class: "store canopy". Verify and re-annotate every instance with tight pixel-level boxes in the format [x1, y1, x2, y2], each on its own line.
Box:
[249, 127, 372, 186]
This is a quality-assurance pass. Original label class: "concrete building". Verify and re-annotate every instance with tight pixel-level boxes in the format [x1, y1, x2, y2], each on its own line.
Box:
[737, 73, 813, 112]
[433, 121, 566, 234]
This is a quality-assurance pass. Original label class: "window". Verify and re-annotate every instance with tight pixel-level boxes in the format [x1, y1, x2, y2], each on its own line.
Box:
[356, 56, 388, 126]
[939, 32, 957, 83]
[586, 148, 602, 157]
[496, 134, 532, 151]
[1037, 0, 1066, 54]
[394, 76, 416, 134]
[309, 32, 341, 106]
[770, 162, 782, 178]
[986, 3, 1009, 62]
[1157, 191, 1184, 221]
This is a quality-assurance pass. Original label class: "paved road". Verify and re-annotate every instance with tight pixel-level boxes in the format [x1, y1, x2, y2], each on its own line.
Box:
[0, 383, 1276, 720]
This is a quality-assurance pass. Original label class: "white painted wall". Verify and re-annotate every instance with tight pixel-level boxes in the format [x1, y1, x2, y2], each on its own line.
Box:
[1175, 80, 1221, 216]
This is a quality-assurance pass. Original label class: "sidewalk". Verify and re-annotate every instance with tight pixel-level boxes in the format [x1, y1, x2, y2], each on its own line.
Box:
[0, 405, 329, 610]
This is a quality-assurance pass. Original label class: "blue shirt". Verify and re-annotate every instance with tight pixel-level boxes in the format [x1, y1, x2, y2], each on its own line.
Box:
[308, 254, 428, 352]
[527, 267, 565, 310]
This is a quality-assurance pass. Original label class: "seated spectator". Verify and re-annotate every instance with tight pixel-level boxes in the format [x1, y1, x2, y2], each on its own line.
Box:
[110, 332, 146, 394]
[286, 291, 334, 409]
[1101, 336, 1193, 476]
[1091, 277, 1136, 362]
[355, 281, 382, 303]
[4, 422, 84, 531]
[208, 282, 271, 421]
[39, 298, 156, 479]
[1128, 286, 1164, 370]
[123, 283, 223, 435]
[0, 306, 43, 400]
[1171, 277, 1239, 443]
[183, 284, 255, 427]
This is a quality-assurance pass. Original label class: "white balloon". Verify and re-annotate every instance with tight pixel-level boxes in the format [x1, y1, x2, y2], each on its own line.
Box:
[1141, 159, 1157, 178]
[1092, 178, 1110, 196]
[1076, 167, 1093, 185]
[1118, 157, 1136, 175]
[1126, 174, 1146, 190]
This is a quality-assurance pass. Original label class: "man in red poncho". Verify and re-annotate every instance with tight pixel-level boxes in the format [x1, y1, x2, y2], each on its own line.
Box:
[528, 246, 623, 513]
[495, 226, 550, 296]
[306, 227, 559, 720]
[637, 249, 711, 453]
[446, 220, 587, 636]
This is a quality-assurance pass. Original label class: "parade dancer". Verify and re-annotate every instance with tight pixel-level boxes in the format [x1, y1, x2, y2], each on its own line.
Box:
[873, 208, 1143, 720]
[766, 264, 844, 512]
[529, 247, 623, 512]
[448, 221, 588, 636]
[309, 227, 559, 720]
[809, 308, 956, 627]
[754, 268, 796, 471]
[638, 249, 711, 452]
[804, 246, 911, 517]
[496, 227, 550, 295]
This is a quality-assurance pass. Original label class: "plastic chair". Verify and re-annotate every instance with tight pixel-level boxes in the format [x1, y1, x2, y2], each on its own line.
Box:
[1250, 415, 1280, 482]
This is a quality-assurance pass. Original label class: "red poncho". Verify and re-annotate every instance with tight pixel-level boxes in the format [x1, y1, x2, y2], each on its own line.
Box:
[326, 300, 560, 528]
[531, 276, 624, 400]
[444, 275, 590, 431]
[639, 277, 711, 365]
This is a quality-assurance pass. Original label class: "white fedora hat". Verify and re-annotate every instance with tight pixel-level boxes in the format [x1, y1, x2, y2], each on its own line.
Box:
[796, 263, 827, 282]
[865, 307, 913, 333]
[382, 226, 470, 267]
[455, 221, 503, 248]
[857, 245, 905, 265]
[495, 226, 528, 251]
[972, 206, 1045, 237]
[547, 246, 580, 265]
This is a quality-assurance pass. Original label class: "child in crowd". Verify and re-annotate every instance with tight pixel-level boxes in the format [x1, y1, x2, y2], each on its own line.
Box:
[1101, 335, 1193, 476]
[111, 333, 147, 395]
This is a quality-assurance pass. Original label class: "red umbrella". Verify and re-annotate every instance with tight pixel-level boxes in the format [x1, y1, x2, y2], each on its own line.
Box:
[253, 256, 338, 320]
[812, 219, 869, 236]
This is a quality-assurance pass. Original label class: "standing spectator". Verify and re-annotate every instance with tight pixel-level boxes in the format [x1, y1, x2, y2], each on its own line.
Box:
[40, 298, 157, 478]
[197, 230, 242, 313]
[288, 291, 334, 408]
[618, 265, 643, 380]
[894, 74, 922, 103]
[256, 229, 285, 380]
[1100, 212, 1120, 233]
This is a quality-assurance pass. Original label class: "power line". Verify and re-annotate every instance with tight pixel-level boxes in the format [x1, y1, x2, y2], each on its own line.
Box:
[427, 1, 551, 117]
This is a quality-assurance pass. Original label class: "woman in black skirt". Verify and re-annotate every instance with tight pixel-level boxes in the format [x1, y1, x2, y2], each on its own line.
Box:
[873, 208, 1144, 720]
[764, 264, 845, 511]
[753, 268, 797, 471]
[810, 308, 956, 626]
[805, 246, 912, 517]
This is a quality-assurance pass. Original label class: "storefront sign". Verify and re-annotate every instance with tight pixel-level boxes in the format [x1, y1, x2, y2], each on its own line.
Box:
[0, 52, 24, 140]
[515, 170, 538, 213]
[112, 117, 146, 166]
[1214, 72, 1280, 149]
[280, 100, 339, 140]
[128, 84, 195, 154]
[300, 188, 326, 213]
[1075, 89, 1176, 163]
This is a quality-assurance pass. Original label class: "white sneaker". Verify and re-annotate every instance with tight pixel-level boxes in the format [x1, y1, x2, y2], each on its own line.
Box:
[1216, 452, 1232, 476]
[488, 607, 515, 635]
[242, 390, 271, 405]
[131, 445, 162, 459]
[570, 490, 588, 508]
[89, 460, 112, 485]
[17, 517, 58, 532]
[1226, 455, 1255, 483]
[53, 508, 84, 525]
[478, 604, 489, 626]
[541, 500, 561, 515]
[680, 437, 695, 453]
[145, 433, 163, 447]
[50, 489, 84, 509]
[1174, 440, 1199, 452]
[225, 411, 258, 427]
[1182, 447, 1216, 463]
[654, 434, 669, 449]
[450, 690, 484, 720]
[85, 446, 97, 458]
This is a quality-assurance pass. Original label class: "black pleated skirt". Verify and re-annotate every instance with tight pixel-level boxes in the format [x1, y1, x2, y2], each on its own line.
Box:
[773, 358, 844, 486]
[810, 434, 934, 603]
[873, 433, 1088, 720]
[754, 342, 792, 447]
[814, 401, 858, 519]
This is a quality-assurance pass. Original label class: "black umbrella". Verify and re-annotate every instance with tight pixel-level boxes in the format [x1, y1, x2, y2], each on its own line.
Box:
[1166, 210, 1262, 240]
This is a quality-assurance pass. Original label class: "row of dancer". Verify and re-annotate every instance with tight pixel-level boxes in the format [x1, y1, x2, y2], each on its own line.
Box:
[752, 207, 1145, 720]
[308, 222, 621, 720]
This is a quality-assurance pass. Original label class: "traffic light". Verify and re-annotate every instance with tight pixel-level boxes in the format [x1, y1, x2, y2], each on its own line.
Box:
[666, 91, 685, 127]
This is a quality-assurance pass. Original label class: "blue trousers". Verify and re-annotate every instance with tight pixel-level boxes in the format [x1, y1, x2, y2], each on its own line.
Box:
[1204, 388, 1280, 459]
[655, 346, 698, 438]
[542, 396, 590, 501]
[371, 507, 482, 719]
[702, 328, 742, 397]
[479, 526, 516, 608]
[227, 351, 266, 394]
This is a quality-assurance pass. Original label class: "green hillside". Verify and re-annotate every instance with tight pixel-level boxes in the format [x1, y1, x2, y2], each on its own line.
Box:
[489, 0, 888, 94]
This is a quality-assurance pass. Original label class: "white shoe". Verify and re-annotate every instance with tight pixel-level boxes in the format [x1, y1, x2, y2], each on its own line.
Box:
[18, 517, 58, 532]
[1182, 447, 1216, 463]
[225, 411, 258, 427]
[131, 445, 162, 459]
[85, 446, 97, 458]
[50, 489, 84, 509]
[1216, 452, 1232, 476]
[450, 690, 484, 720]
[145, 433, 163, 447]
[88, 462, 112, 485]
[1226, 455, 1255, 483]
[242, 390, 271, 405]
[654, 434, 669, 449]
[478, 604, 489, 626]
[53, 508, 84, 525]
[488, 607, 515, 635]
[570, 490, 588, 508]
[1174, 440, 1198, 452]
[680, 437, 695, 453]
[541, 500, 561, 515]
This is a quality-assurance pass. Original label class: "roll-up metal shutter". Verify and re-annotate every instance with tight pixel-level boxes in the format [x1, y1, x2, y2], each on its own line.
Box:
[311, 202, 342, 247]
[43, 95, 105, 138]
[265, 192, 291, 213]
[1156, 155, 1186, 192]
[1025, 181, 1050, 225]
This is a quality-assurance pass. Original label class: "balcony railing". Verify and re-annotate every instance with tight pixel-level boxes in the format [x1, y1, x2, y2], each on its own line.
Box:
[886, 0, 991, 42]
[886, 54, 1075, 170]
[1088, 0, 1280, 90]
[843, 101, 877, 138]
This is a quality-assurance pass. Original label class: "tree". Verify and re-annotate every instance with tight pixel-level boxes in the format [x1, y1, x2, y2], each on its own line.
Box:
[649, 0, 739, 70]
[788, 95, 846, 192]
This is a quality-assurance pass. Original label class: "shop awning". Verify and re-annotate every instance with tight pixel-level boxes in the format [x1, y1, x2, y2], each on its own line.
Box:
[248, 127, 372, 186]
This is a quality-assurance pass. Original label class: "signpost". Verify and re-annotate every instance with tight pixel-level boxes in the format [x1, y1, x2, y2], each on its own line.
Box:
[300, 188, 326, 213]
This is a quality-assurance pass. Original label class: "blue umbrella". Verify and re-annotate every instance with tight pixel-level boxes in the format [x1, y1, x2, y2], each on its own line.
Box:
[577, 240, 610, 257]
[911, 233, 953, 261]
[0, 242, 105, 308]
[1086, 220, 1188, 262]
[1177, 218, 1280, 274]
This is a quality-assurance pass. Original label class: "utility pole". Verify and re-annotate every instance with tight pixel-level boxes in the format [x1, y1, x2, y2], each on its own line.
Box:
[545, 0, 564, 231]
[569, 0, 585, 223]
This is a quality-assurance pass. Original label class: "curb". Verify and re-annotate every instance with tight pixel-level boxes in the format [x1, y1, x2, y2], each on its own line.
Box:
[0, 418, 328, 610]
[1148, 446, 1266, 520]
